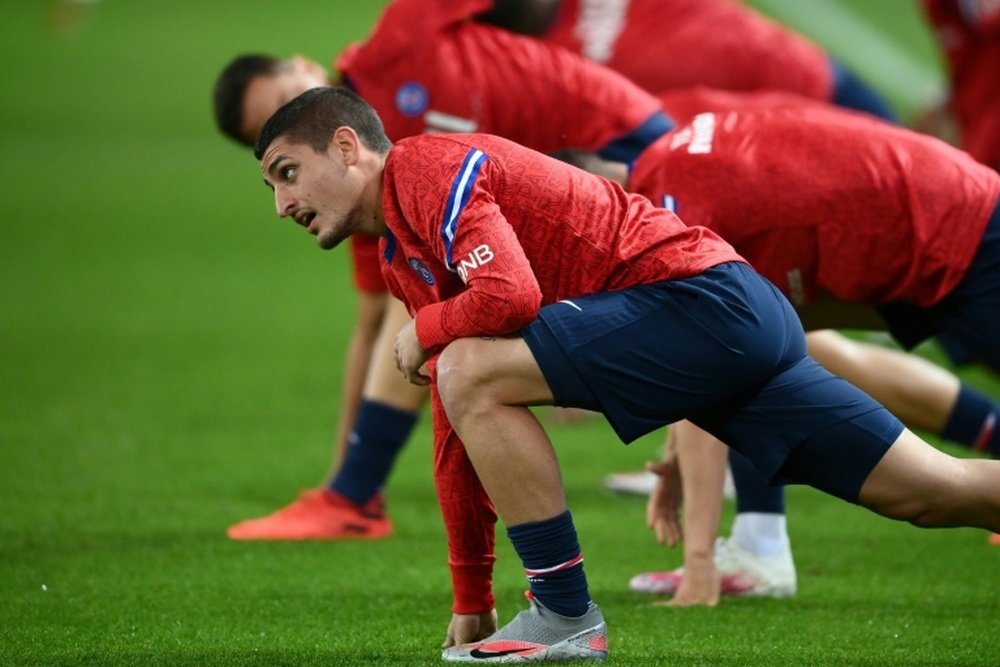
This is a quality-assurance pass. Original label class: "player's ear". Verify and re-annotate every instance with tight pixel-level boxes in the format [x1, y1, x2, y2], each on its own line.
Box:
[331, 126, 361, 165]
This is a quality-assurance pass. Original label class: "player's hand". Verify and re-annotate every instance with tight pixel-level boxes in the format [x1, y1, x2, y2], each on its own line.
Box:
[442, 609, 498, 647]
[394, 319, 431, 386]
[646, 453, 683, 547]
[654, 554, 720, 608]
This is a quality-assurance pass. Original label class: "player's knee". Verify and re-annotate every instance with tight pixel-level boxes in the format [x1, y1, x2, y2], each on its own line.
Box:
[437, 338, 496, 420]
[864, 495, 941, 527]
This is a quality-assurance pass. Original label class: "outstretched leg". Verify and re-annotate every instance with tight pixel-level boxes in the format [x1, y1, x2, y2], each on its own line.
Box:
[857, 428, 1000, 529]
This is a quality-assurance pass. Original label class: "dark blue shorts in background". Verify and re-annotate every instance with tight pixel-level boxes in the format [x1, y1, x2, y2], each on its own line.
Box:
[522, 261, 903, 502]
[879, 199, 1000, 371]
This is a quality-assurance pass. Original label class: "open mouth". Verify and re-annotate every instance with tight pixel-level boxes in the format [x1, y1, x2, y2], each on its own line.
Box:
[295, 211, 317, 229]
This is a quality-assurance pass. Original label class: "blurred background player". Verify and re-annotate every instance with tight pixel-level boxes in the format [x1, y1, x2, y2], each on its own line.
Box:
[913, 0, 1000, 379]
[915, 0, 1000, 171]
[480, 0, 898, 121]
[213, 0, 675, 541]
[216, 55, 425, 541]
[556, 104, 1000, 603]
[47, 0, 99, 37]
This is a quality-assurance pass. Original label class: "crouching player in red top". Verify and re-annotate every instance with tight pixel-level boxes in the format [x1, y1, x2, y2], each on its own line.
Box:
[252, 87, 1000, 662]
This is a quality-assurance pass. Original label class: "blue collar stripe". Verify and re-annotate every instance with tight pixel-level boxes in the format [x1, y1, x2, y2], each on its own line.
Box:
[383, 227, 397, 262]
[442, 149, 487, 271]
[598, 111, 674, 163]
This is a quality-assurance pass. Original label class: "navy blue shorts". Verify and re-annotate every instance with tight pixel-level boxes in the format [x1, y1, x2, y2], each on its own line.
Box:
[522, 262, 903, 502]
[878, 199, 1000, 370]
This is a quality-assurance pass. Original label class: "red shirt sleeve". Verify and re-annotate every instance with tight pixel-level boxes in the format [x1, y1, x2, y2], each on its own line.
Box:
[413, 156, 543, 352]
[429, 368, 498, 614]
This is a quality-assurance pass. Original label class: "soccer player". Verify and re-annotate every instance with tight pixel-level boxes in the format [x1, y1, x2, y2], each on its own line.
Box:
[481, 0, 898, 121]
[918, 0, 999, 171]
[212, 0, 674, 540]
[215, 54, 424, 541]
[555, 103, 1000, 603]
[253, 86, 1000, 662]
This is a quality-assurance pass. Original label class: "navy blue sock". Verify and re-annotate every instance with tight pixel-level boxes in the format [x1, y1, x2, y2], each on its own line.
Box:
[507, 511, 591, 617]
[329, 400, 418, 505]
[941, 384, 1000, 458]
[829, 57, 899, 123]
[730, 450, 786, 514]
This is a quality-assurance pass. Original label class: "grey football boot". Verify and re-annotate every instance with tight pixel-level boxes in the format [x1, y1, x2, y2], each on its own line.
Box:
[442, 593, 607, 663]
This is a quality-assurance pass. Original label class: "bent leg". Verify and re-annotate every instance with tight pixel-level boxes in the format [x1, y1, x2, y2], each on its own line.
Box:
[436, 335, 562, 526]
[362, 296, 430, 411]
[327, 297, 427, 504]
[857, 428, 1000, 530]
[805, 330, 958, 434]
[436, 336, 597, 620]
[328, 289, 388, 472]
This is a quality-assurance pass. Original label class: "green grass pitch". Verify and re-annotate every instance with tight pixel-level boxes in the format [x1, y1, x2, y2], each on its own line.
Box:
[1, 1, 997, 664]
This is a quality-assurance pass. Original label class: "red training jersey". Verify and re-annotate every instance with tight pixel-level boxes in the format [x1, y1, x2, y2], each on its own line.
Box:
[337, 0, 669, 293]
[629, 106, 1000, 308]
[337, 0, 664, 157]
[378, 133, 741, 613]
[657, 86, 841, 126]
[922, 0, 1000, 168]
[543, 0, 833, 100]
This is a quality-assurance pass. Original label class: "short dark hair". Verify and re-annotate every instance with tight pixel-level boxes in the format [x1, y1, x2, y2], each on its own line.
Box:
[213, 54, 280, 147]
[253, 86, 392, 160]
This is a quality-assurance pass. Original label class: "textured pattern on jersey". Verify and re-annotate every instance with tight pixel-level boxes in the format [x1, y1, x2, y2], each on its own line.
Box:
[380, 133, 741, 351]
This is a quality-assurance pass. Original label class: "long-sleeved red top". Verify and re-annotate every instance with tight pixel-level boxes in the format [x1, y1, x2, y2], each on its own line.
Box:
[378, 133, 741, 612]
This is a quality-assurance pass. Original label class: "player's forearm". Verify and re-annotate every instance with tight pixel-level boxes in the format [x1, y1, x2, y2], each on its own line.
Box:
[431, 390, 499, 613]
[415, 273, 541, 351]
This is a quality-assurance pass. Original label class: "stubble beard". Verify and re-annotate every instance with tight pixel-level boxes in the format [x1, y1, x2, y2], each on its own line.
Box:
[317, 227, 347, 250]
[317, 209, 361, 250]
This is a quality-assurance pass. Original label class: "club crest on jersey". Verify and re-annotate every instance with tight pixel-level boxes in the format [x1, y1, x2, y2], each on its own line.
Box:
[408, 257, 435, 284]
[395, 82, 428, 117]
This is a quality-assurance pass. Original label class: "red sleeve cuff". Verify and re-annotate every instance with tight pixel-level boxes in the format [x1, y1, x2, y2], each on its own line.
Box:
[415, 302, 451, 351]
[451, 563, 495, 614]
